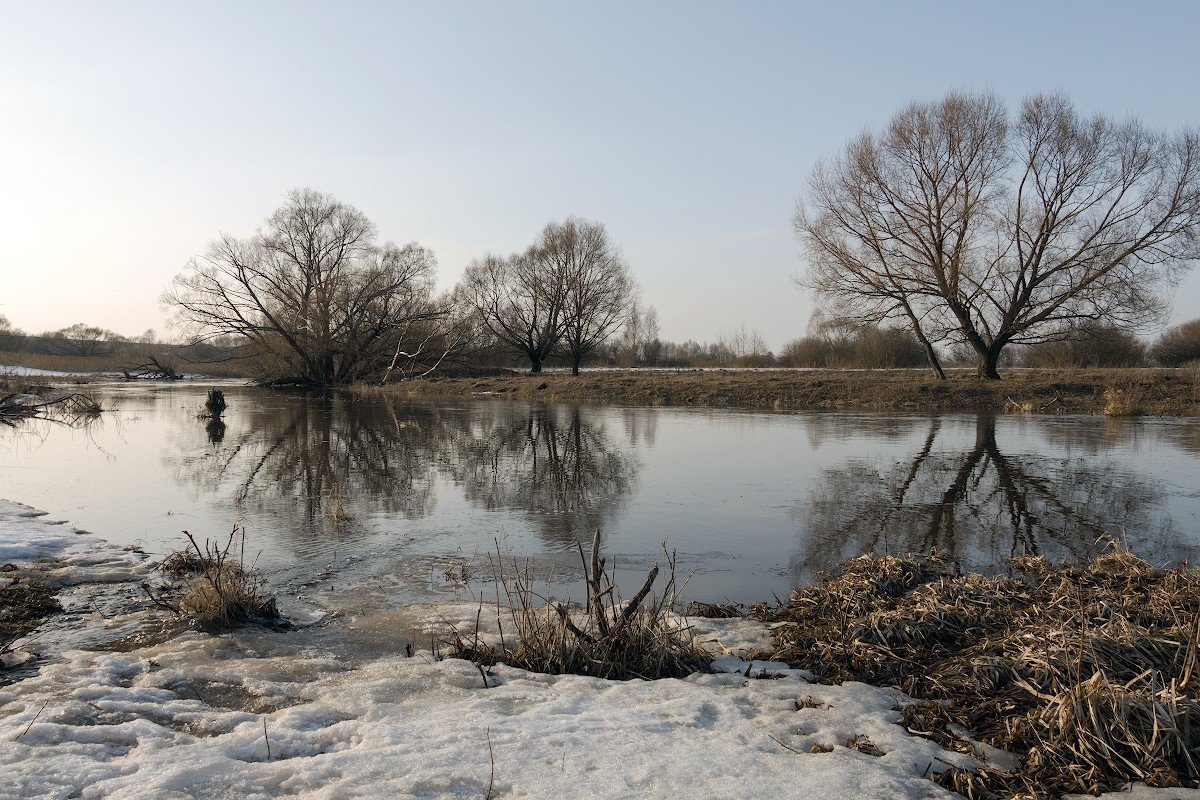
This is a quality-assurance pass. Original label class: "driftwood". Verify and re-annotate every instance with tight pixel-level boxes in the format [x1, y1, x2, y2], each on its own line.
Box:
[122, 356, 182, 380]
[0, 392, 103, 426]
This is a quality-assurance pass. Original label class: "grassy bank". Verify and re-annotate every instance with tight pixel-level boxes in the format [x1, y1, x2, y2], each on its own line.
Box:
[365, 367, 1200, 416]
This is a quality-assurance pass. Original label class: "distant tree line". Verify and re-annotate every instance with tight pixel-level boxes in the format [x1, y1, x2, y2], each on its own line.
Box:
[13, 89, 1200, 391]
[0, 316, 234, 365]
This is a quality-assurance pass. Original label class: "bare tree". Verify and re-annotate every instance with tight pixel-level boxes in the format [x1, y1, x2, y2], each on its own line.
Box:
[0, 315, 24, 351]
[717, 324, 773, 366]
[546, 217, 635, 375]
[616, 301, 662, 366]
[459, 217, 634, 374]
[459, 250, 567, 373]
[797, 91, 1200, 379]
[166, 188, 444, 386]
[46, 323, 125, 357]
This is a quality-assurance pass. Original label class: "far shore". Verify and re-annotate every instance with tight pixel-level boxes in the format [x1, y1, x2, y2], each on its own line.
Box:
[361, 366, 1200, 417]
[5, 355, 1199, 416]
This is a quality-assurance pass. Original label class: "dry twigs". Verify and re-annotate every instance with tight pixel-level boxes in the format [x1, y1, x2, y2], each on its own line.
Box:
[143, 527, 285, 630]
[451, 532, 709, 680]
[0, 392, 102, 427]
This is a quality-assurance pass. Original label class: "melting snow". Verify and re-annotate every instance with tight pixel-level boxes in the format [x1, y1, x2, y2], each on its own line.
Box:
[1, 499, 1174, 799]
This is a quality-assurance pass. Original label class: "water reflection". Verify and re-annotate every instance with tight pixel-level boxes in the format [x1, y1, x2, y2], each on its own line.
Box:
[169, 395, 637, 547]
[446, 405, 637, 546]
[792, 414, 1178, 578]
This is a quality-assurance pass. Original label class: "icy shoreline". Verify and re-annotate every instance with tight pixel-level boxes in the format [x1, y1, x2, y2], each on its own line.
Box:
[3, 501, 1195, 799]
[0, 632, 976, 799]
[0, 499, 981, 798]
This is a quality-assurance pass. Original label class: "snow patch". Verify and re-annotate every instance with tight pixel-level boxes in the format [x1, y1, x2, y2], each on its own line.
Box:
[0, 630, 976, 799]
[0, 499, 143, 585]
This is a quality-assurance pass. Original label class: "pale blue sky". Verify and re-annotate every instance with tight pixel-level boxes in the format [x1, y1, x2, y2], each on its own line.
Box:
[2, 1, 1198, 349]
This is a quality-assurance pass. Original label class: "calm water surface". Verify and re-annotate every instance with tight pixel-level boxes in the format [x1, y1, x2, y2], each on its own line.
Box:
[3, 382, 1199, 603]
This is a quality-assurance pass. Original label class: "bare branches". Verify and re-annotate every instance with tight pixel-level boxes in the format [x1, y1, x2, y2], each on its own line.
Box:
[164, 189, 446, 385]
[797, 91, 1200, 378]
[0, 392, 102, 427]
[459, 217, 634, 375]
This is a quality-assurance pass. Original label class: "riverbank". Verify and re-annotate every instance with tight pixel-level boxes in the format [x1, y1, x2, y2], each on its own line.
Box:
[365, 367, 1200, 416]
[3, 500, 1197, 798]
[759, 551, 1200, 797]
[0, 351, 250, 382]
[0, 500, 976, 799]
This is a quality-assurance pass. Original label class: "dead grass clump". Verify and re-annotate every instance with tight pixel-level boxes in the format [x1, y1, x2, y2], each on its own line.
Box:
[845, 734, 884, 756]
[157, 548, 211, 576]
[452, 533, 710, 680]
[1102, 383, 1147, 416]
[203, 388, 227, 418]
[144, 528, 284, 630]
[763, 548, 1200, 797]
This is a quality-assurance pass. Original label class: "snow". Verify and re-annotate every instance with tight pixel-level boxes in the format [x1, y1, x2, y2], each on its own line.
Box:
[0, 499, 143, 586]
[0, 508, 982, 800]
[1, 499, 1174, 799]
[0, 634, 974, 799]
[0, 366, 86, 378]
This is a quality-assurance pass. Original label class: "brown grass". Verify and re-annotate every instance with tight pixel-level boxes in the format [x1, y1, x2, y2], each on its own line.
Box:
[451, 533, 710, 680]
[761, 550, 1200, 797]
[144, 528, 284, 630]
[364, 367, 1200, 416]
[1102, 382, 1148, 416]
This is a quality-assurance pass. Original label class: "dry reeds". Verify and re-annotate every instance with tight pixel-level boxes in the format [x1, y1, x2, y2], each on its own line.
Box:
[143, 527, 284, 630]
[1102, 382, 1146, 416]
[764, 549, 1200, 797]
[451, 532, 710, 680]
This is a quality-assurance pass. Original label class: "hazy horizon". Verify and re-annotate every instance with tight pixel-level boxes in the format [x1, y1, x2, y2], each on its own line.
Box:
[3, 1, 1199, 350]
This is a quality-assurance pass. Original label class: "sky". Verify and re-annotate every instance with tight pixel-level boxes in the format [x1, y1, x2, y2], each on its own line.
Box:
[1, 0, 1199, 351]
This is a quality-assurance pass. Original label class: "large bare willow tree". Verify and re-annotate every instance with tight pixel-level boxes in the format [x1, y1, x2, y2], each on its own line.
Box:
[166, 189, 447, 385]
[797, 91, 1200, 378]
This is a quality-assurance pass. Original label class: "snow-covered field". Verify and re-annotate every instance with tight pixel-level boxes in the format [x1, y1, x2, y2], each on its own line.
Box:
[0, 366, 88, 378]
[3, 500, 1195, 799]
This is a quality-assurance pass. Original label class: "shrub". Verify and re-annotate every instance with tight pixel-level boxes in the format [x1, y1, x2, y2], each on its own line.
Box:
[1152, 319, 1200, 366]
[779, 326, 925, 368]
[143, 527, 284, 629]
[1026, 322, 1147, 367]
[452, 533, 709, 680]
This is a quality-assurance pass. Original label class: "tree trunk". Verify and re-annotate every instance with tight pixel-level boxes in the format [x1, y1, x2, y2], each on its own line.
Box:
[530, 355, 543, 373]
[920, 339, 946, 380]
[900, 303, 945, 380]
[571, 352, 581, 376]
[977, 347, 1002, 380]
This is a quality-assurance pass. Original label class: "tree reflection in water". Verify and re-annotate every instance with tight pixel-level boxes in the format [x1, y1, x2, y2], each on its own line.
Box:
[445, 405, 637, 548]
[171, 393, 445, 537]
[170, 395, 636, 547]
[791, 414, 1179, 580]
